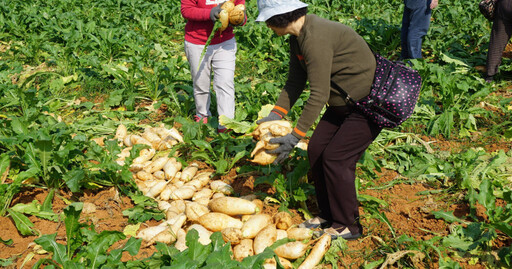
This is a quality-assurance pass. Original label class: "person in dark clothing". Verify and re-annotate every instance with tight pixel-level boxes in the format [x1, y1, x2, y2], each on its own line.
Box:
[485, 0, 512, 82]
[255, 0, 382, 240]
[401, 0, 439, 59]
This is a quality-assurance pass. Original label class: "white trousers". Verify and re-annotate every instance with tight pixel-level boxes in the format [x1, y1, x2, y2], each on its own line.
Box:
[184, 38, 236, 128]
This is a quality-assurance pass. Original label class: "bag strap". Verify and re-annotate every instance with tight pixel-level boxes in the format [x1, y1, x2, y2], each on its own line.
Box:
[330, 80, 356, 105]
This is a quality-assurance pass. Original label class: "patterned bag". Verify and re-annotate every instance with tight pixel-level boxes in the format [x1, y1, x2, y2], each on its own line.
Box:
[331, 53, 422, 129]
[479, 0, 498, 20]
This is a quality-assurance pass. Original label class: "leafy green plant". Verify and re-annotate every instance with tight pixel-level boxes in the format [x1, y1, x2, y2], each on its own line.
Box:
[34, 202, 142, 268]
[433, 179, 512, 267]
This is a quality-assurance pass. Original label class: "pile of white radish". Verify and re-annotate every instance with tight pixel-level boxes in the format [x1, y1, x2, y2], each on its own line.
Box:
[109, 124, 330, 268]
[250, 120, 308, 165]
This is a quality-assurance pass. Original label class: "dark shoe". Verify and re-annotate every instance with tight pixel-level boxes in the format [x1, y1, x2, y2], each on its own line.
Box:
[320, 226, 362, 241]
[298, 217, 331, 229]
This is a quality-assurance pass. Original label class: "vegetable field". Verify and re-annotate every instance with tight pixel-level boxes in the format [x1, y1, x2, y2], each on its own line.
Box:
[1, 0, 511, 268]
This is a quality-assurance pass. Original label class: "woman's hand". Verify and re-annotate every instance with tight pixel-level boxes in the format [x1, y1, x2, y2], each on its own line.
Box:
[268, 133, 300, 164]
[256, 111, 282, 124]
[430, 0, 438, 9]
[209, 2, 225, 21]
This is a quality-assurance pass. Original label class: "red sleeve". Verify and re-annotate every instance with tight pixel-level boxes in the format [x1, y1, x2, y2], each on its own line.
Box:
[181, 0, 211, 21]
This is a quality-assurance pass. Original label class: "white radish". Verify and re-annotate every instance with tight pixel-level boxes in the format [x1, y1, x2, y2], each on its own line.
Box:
[276, 229, 288, 241]
[123, 134, 133, 147]
[274, 241, 308, 260]
[180, 163, 199, 181]
[170, 186, 196, 200]
[287, 227, 313, 241]
[168, 200, 187, 214]
[194, 197, 210, 207]
[175, 228, 188, 251]
[233, 239, 254, 262]
[154, 125, 184, 143]
[144, 214, 187, 246]
[142, 129, 162, 148]
[212, 192, 225, 199]
[133, 148, 156, 164]
[136, 170, 153, 181]
[184, 179, 204, 190]
[210, 180, 234, 195]
[115, 124, 127, 141]
[158, 201, 172, 212]
[187, 224, 212, 245]
[117, 147, 132, 161]
[253, 224, 277, 254]
[221, 227, 242, 245]
[130, 134, 152, 147]
[241, 214, 272, 239]
[144, 156, 169, 173]
[160, 184, 178, 201]
[198, 212, 243, 232]
[192, 171, 212, 186]
[252, 199, 264, 213]
[262, 259, 277, 269]
[185, 202, 209, 221]
[163, 158, 182, 180]
[146, 180, 168, 198]
[192, 188, 213, 201]
[209, 197, 260, 216]
[273, 212, 293, 230]
[277, 257, 293, 269]
[297, 234, 331, 269]
[153, 170, 165, 180]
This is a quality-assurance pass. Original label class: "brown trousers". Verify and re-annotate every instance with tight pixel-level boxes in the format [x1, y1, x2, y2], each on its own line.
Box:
[308, 106, 382, 234]
[486, 0, 512, 77]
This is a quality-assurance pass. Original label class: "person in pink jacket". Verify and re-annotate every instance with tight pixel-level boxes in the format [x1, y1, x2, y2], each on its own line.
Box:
[181, 0, 246, 133]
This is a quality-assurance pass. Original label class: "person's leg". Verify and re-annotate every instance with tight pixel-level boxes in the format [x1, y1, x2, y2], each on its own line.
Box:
[184, 41, 212, 119]
[401, 2, 411, 59]
[403, 0, 431, 59]
[308, 107, 351, 223]
[320, 111, 382, 235]
[211, 38, 237, 130]
[486, 0, 512, 79]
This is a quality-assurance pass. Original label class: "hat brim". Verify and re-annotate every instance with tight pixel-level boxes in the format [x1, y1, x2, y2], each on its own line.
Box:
[255, 2, 308, 22]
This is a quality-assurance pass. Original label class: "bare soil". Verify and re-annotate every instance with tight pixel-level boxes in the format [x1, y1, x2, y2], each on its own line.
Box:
[1, 108, 511, 268]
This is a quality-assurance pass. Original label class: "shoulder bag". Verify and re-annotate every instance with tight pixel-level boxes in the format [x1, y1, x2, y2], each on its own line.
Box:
[479, 0, 498, 20]
[331, 53, 422, 129]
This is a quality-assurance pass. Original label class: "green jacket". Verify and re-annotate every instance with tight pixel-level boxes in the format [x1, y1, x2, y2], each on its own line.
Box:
[272, 14, 376, 138]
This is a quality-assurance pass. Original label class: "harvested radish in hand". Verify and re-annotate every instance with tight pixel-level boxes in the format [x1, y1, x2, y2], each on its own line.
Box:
[229, 4, 245, 25]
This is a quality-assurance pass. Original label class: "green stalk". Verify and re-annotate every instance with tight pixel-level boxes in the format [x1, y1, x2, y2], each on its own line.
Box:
[197, 20, 222, 71]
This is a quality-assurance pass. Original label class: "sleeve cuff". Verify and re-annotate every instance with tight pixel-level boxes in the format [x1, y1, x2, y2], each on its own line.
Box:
[272, 105, 288, 118]
[292, 127, 306, 139]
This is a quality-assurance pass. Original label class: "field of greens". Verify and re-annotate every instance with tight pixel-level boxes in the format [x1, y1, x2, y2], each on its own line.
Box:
[1, 0, 511, 268]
